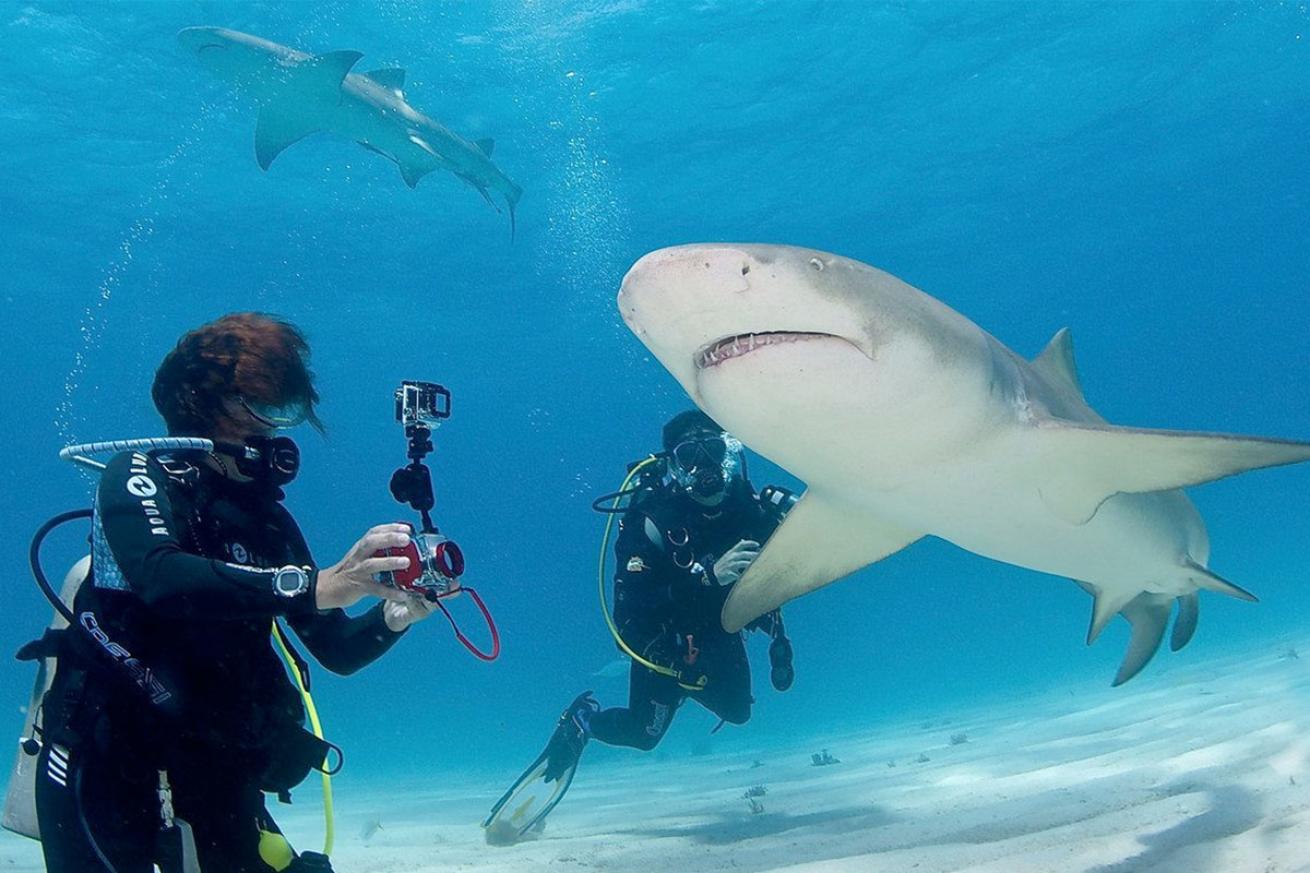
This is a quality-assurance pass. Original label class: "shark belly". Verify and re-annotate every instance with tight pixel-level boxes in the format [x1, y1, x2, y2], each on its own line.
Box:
[872, 440, 1208, 595]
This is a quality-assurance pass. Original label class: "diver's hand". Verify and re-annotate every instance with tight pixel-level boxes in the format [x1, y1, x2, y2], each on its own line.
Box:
[712, 540, 761, 587]
[383, 594, 440, 632]
[316, 524, 414, 610]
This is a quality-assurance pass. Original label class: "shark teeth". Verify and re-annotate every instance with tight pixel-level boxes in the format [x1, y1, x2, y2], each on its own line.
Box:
[695, 332, 831, 369]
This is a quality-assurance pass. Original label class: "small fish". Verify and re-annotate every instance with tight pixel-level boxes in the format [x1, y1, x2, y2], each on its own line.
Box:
[591, 657, 630, 680]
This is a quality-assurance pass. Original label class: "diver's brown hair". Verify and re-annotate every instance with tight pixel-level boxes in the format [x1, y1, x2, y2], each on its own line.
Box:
[152, 312, 323, 436]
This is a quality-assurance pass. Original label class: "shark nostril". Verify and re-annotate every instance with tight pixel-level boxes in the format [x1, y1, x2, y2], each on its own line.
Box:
[809, 258, 824, 272]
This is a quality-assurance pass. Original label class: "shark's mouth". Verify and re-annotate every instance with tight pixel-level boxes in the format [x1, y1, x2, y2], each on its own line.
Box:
[695, 332, 835, 370]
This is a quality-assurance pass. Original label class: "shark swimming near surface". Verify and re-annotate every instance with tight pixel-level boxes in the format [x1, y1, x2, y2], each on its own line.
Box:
[619, 244, 1310, 684]
[177, 26, 522, 232]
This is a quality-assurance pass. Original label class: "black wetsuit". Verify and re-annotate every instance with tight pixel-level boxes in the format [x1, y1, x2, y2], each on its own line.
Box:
[590, 480, 787, 750]
[34, 450, 405, 873]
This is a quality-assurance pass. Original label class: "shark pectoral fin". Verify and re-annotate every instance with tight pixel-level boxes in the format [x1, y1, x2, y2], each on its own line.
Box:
[475, 137, 495, 157]
[1036, 421, 1310, 525]
[254, 105, 322, 170]
[1031, 327, 1084, 399]
[721, 493, 920, 633]
[363, 67, 406, 92]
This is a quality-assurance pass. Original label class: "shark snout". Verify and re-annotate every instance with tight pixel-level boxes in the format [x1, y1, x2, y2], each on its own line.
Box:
[177, 26, 230, 54]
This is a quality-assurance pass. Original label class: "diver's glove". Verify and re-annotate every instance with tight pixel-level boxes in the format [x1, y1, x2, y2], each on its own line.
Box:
[711, 539, 761, 587]
[284, 852, 334, 872]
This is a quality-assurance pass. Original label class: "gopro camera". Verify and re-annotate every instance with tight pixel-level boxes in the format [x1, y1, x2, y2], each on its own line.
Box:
[395, 381, 451, 428]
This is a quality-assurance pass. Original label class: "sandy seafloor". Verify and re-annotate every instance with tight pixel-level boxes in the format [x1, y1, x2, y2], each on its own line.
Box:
[3, 638, 1307, 873]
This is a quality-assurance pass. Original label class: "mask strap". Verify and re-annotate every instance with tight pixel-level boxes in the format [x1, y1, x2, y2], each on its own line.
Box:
[433, 586, 500, 661]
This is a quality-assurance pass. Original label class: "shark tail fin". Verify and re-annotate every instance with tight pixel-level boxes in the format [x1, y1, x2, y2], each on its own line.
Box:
[1036, 422, 1310, 525]
[505, 181, 522, 241]
[1075, 582, 1184, 685]
[1077, 564, 1254, 685]
[1111, 592, 1175, 686]
[1171, 593, 1199, 652]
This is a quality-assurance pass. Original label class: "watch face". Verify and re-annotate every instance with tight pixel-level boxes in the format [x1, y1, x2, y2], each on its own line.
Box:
[275, 567, 306, 596]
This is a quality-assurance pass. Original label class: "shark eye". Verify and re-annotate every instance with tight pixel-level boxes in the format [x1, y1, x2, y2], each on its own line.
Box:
[809, 258, 824, 272]
[741, 264, 750, 276]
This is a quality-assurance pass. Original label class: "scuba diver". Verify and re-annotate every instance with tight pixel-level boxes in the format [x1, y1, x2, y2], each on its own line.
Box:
[485, 410, 795, 840]
[23, 313, 438, 873]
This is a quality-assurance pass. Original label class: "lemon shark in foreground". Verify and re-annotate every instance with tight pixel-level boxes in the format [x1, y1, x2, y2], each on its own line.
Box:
[619, 244, 1310, 684]
[177, 27, 522, 231]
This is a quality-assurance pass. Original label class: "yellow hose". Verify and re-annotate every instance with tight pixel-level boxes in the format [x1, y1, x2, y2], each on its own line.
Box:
[598, 457, 706, 692]
[271, 621, 336, 856]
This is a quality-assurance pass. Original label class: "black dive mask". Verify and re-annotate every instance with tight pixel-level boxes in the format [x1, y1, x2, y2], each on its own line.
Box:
[214, 436, 300, 487]
[671, 434, 743, 501]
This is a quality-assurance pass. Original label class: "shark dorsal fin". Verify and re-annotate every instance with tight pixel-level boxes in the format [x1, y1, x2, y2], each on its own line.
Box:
[1032, 327, 1084, 398]
[308, 50, 363, 87]
[363, 67, 406, 92]
[475, 137, 495, 157]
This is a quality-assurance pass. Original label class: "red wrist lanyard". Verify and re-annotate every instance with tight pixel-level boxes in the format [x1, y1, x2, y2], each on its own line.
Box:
[433, 585, 500, 661]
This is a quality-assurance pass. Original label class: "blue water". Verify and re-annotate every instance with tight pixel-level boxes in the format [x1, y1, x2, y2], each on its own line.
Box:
[1, 0, 1307, 825]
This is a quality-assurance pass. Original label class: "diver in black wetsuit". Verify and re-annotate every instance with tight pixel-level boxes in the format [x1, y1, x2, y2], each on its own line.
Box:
[30, 313, 436, 873]
[553, 411, 795, 768]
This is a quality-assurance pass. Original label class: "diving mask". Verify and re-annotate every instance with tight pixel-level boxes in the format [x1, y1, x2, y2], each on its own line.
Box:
[670, 433, 743, 499]
[240, 396, 310, 430]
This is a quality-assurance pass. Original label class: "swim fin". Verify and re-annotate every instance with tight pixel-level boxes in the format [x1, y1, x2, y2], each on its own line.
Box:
[483, 692, 598, 845]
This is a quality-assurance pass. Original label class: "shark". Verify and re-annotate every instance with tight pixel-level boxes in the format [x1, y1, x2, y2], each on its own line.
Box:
[618, 243, 1310, 684]
[177, 26, 522, 231]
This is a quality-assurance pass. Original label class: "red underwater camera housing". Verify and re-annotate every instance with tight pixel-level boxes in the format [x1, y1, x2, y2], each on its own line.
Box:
[376, 531, 465, 601]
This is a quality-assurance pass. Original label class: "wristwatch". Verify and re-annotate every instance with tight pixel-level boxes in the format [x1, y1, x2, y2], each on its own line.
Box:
[272, 565, 311, 599]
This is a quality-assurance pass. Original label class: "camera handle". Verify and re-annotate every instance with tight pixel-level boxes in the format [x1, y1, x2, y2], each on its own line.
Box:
[390, 423, 439, 534]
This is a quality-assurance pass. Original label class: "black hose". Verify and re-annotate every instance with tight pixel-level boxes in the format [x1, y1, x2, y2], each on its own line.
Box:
[29, 509, 90, 626]
[74, 762, 122, 873]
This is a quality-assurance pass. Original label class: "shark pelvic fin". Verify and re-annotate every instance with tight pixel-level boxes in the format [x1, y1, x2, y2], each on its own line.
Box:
[475, 138, 495, 157]
[720, 493, 920, 633]
[1032, 327, 1084, 399]
[363, 67, 406, 92]
[1077, 581, 1135, 644]
[254, 106, 322, 170]
[1036, 422, 1310, 525]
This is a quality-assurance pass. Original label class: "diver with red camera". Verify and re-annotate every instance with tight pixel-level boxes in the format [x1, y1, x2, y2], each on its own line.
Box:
[16, 316, 467, 873]
[373, 381, 499, 660]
